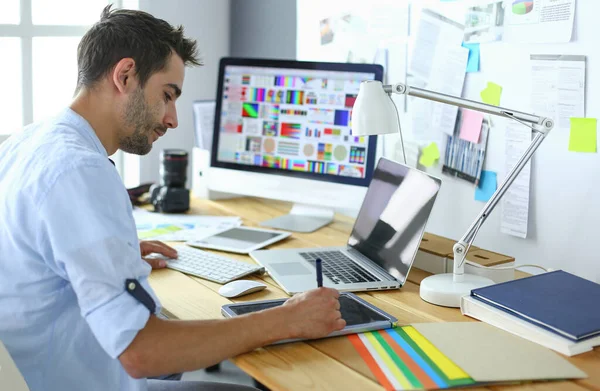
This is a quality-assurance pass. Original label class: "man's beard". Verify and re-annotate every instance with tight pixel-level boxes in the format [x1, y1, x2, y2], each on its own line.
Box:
[119, 88, 165, 155]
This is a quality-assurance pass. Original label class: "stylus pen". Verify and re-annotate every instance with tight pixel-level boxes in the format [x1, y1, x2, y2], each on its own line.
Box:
[316, 258, 323, 288]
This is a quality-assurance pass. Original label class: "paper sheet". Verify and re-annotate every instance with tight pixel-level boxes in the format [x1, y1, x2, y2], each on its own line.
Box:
[462, 43, 480, 73]
[133, 207, 242, 240]
[419, 142, 440, 168]
[480, 82, 502, 106]
[531, 55, 586, 131]
[475, 171, 497, 202]
[569, 118, 597, 153]
[411, 45, 468, 140]
[463, 1, 505, 43]
[409, 10, 467, 140]
[412, 322, 586, 383]
[458, 109, 483, 143]
[443, 118, 489, 185]
[505, 0, 576, 43]
[501, 123, 532, 238]
[192, 101, 216, 150]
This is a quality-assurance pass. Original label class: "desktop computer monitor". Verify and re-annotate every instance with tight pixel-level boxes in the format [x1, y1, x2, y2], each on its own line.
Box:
[207, 57, 384, 232]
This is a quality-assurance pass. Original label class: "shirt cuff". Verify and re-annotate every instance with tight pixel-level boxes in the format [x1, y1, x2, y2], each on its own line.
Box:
[86, 277, 162, 359]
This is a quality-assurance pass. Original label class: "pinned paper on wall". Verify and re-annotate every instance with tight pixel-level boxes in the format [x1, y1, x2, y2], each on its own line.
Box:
[480, 82, 502, 106]
[569, 118, 597, 153]
[419, 142, 440, 168]
[462, 42, 480, 72]
[475, 170, 497, 202]
[501, 124, 532, 239]
[192, 100, 216, 150]
[459, 109, 484, 143]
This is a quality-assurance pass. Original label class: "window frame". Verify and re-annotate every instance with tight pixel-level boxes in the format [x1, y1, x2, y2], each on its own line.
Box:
[0, 0, 130, 177]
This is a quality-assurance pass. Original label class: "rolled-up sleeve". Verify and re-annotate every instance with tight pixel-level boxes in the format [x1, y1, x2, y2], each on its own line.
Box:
[37, 160, 161, 358]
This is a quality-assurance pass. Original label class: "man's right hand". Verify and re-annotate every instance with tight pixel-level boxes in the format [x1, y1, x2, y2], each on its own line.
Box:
[281, 287, 346, 340]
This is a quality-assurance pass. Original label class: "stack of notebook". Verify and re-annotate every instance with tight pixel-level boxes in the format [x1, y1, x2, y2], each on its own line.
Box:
[461, 270, 600, 356]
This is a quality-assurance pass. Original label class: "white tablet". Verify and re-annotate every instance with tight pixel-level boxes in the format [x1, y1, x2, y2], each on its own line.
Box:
[186, 226, 291, 254]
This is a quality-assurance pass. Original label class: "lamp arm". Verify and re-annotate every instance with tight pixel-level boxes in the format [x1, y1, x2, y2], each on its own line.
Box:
[383, 82, 554, 282]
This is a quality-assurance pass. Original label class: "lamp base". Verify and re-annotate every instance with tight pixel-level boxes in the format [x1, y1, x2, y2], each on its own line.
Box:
[419, 273, 494, 308]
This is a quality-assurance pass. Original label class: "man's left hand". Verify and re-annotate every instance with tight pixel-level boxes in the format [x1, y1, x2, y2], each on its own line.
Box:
[140, 241, 178, 269]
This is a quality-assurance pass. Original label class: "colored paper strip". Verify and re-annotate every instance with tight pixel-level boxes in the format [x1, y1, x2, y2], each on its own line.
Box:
[359, 333, 404, 390]
[348, 334, 396, 391]
[365, 332, 412, 389]
[373, 331, 423, 389]
[403, 326, 470, 381]
[393, 328, 452, 386]
[380, 331, 438, 389]
[385, 329, 447, 388]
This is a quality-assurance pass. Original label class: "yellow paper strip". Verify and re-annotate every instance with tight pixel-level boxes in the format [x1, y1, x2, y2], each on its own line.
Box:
[403, 326, 470, 381]
[365, 332, 412, 389]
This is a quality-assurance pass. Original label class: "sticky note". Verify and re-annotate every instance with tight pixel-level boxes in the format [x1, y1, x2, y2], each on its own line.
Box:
[475, 171, 497, 202]
[480, 82, 502, 106]
[459, 109, 484, 143]
[569, 118, 597, 153]
[462, 42, 480, 73]
[419, 142, 440, 167]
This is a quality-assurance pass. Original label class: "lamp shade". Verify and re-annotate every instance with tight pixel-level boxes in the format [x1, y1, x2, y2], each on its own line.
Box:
[351, 80, 398, 136]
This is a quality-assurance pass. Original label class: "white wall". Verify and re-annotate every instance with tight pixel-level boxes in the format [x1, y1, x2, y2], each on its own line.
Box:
[297, 1, 600, 282]
[135, 0, 230, 186]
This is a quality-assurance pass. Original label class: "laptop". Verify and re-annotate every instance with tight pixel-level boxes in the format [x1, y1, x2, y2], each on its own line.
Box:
[250, 157, 442, 294]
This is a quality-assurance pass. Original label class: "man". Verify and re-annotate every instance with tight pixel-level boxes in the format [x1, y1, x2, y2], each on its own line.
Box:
[0, 6, 345, 391]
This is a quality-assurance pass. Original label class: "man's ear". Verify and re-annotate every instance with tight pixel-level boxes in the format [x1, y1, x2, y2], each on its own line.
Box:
[112, 58, 138, 94]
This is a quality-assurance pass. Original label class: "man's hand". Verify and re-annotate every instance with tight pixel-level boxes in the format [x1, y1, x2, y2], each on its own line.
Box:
[281, 287, 346, 340]
[140, 241, 178, 269]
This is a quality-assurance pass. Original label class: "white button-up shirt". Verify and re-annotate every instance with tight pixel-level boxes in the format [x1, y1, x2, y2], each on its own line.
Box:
[0, 108, 161, 390]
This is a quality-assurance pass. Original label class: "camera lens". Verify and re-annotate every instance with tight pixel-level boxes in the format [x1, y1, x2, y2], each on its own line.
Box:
[159, 149, 188, 187]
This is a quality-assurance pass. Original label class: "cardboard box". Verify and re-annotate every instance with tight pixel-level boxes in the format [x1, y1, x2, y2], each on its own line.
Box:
[414, 233, 515, 283]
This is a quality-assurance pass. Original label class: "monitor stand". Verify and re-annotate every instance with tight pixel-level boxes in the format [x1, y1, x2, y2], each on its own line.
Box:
[260, 204, 334, 233]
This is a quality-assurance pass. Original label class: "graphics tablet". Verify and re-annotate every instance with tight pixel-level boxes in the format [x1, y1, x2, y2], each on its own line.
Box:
[186, 226, 291, 254]
[221, 292, 398, 344]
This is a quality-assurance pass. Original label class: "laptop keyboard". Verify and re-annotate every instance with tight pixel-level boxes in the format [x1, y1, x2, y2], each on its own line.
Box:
[299, 251, 379, 284]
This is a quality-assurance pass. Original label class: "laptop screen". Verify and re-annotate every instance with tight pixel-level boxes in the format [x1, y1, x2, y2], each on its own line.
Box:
[348, 158, 441, 284]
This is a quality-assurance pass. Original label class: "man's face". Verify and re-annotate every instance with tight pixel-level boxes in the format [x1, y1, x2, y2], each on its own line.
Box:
[118, 54, 185, 155]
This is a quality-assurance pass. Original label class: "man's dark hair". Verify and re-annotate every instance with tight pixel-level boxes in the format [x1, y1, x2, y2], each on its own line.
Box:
[76, 5, 201, 92]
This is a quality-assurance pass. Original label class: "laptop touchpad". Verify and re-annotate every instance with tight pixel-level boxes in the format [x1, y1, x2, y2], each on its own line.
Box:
[269, 262, 312, 276]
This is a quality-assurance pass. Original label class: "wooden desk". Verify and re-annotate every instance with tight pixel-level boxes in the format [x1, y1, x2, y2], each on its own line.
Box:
[148, 197, 598, 391]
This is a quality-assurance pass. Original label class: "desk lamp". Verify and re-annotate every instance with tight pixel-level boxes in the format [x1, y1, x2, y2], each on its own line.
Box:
[352, 80, 553, 307]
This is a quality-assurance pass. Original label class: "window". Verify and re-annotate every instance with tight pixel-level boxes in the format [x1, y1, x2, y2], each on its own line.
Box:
[0, 0, 139, 178]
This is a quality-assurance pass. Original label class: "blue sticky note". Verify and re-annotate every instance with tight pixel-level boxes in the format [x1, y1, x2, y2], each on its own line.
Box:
[475, 171, 497, 202]
[462, 42, 480, 73]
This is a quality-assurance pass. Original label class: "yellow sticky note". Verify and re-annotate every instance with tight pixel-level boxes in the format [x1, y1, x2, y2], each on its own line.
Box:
[419, 142, 440, 167]
[569, 118, 597, 153]
[480, 82, 502, 106]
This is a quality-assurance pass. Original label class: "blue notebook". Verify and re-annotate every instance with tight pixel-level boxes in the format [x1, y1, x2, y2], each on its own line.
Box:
[471, 270, 600, 342]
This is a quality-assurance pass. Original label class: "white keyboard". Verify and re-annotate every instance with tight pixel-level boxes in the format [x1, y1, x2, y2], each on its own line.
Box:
[165, 245, 264, 284]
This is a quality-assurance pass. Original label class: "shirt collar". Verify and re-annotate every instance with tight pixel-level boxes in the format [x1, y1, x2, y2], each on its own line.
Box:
[62, 107, 109, 158]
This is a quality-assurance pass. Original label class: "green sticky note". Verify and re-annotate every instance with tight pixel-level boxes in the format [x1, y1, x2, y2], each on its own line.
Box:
[419, 142, 440, 167]
[569, 118, 597, 153]
[480, 82, 502, 106]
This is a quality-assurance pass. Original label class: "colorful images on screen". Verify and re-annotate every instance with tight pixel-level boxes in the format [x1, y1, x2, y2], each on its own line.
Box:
[217, 65, 375, 179]
[242, 103, 259, 118]
[262, 122, 278, 137]
[281, 123, 302, 139]
[349, 146, 366, 164]
[512, 0, 533, 14]
[317, 143, 333, 161]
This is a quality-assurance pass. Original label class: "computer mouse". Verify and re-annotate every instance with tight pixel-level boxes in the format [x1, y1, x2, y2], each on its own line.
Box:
[218, 280, 268, 298]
